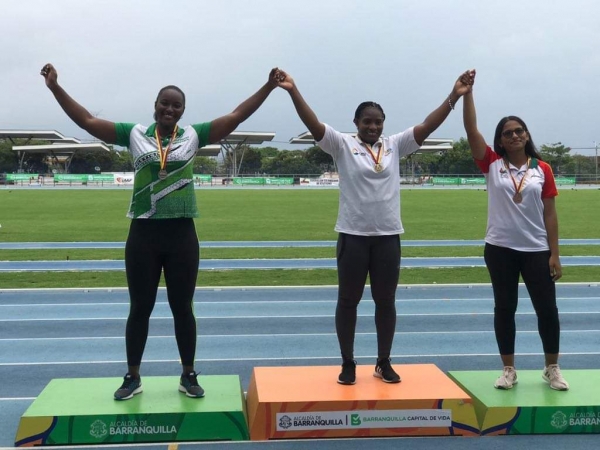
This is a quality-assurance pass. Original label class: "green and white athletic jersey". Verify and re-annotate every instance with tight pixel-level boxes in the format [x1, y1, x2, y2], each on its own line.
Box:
[115, 122, 211, 219]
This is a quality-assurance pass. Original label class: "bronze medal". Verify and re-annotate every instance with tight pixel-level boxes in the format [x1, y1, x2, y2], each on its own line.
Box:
[374, 163, 383, 173]
[513, 192, 523, 204]
[158, 169, 168, 180]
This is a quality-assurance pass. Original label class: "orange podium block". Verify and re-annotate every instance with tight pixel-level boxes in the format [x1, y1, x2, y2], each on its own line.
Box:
[247, 364, 479, 440]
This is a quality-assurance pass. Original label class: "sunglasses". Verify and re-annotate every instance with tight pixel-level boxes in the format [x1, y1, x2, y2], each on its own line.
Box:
[501, 127, 526, 139]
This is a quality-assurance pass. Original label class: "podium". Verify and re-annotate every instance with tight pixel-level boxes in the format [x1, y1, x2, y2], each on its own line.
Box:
[15, 376, 249, 446]
[448, 370, 600, 435]
[246, 364, 479, 440]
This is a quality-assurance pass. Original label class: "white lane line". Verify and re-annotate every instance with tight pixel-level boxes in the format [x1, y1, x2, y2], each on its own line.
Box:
[2, 311, 600, 322]
[1, 352, 600, 366]
[1, 296, 598, 307]
[1, 329, 599, 342]
[0, 397, 34, 401]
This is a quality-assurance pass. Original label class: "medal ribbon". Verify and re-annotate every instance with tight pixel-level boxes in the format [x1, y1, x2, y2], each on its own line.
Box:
[364, 141, 383, 169]
[505, 157, 530, 196]
[155, 125, 179, 171]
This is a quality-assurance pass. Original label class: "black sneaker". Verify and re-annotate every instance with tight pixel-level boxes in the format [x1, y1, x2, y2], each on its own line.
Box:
[179, 371, 205, 398]
[374, 358, 401, 383]
[337, 360, 357, 385]
[114, 373, 142, 400]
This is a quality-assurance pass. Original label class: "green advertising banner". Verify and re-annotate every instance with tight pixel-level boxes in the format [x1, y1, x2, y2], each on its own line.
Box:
[6, 174, 39, 181]
[555, 177, 576, 185]
[87, 174, 114, 182]
[193, 174, 213, 183]
[233, 177, 265, 185]
[265, 177, 294, 185]
[460, 178, 486, 185]
[54, 174, 89, 182]
[431, 177, 460, 185]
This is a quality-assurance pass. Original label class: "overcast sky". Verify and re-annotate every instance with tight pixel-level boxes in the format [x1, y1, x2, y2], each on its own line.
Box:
[2, 0, 599, 155]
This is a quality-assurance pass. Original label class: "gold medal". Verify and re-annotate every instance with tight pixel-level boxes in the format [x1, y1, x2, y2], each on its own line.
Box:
[513, 192, 523, 204]
[363, 140, 384, 174]
[158, 169, 168, 180]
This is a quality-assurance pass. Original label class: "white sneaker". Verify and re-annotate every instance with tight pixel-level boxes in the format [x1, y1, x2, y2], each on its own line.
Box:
[494, 366, 518, 389]
[543, 364, 569, 391]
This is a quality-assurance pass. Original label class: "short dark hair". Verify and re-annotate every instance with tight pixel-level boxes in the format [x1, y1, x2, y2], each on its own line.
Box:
[154, 85, 186, 121]
[493, 115, 543, 161]
[354, 101, 385, 121]
[156, 85, 186, 104]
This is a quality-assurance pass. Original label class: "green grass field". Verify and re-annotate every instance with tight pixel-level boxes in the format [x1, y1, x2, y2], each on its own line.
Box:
[0, 188, 598, 288]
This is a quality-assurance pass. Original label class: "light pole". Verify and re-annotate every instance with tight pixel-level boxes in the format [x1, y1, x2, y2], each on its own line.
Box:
[595, 141, 598, 182]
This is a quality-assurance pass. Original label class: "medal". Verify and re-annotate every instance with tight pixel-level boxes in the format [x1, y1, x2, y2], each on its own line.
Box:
[155, 125, 178, 180]
[513, 192, 523, 204]
[364, 140, 384, 173]
[505, 157, 530, 205]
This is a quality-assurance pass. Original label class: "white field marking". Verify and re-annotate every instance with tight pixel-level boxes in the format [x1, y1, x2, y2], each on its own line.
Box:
[0, 397, 35, 401]
[2, 329, 599, 342]
[2, 311, 600, 322]
[2, 351, 600, 366]
[0, 281, 597, 293]
[1, 296, 598, 308]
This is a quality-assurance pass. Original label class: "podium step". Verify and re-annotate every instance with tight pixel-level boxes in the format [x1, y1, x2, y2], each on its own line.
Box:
[448, 370, 600, 435]
[15, 375, 249, 446]
[247, 364, 479, 440]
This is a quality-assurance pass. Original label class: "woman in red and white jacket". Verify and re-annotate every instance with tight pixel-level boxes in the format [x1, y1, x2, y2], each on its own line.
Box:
[462, 70, 568, 391]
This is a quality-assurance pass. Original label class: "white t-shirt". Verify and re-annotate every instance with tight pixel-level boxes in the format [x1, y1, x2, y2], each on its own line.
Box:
[476, 146, 558, 251]
[317, 124, 420, 236]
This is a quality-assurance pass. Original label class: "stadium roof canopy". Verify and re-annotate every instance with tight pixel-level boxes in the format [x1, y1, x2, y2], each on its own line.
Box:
[0, 129, 81, 144]
[289, 131, 453, 153]
[219, 131, 276, 177]
[197, 144, 221, 157]
[12, 142, 111, 172]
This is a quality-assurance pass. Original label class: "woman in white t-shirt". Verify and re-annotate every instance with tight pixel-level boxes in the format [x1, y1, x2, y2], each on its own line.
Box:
[276, 69, 472, 385]
[462, 69, 568, 391]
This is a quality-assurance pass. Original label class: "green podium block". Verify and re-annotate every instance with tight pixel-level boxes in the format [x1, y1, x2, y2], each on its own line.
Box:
[15, 376, 249, 446]
[448, 370, 600, 435]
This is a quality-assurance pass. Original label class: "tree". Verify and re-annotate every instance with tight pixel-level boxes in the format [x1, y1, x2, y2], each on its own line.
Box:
[435, 137, 479, 175]
[193, 156, 218, 174]
[0, 140, 19, 173]
[238, 147, 262, 174]
[111, 150, 134, 172]
[305, 146, 335, 172]
[539, 142, 572, 175]
[69, 149, 115, 174]
[261, 150, 321, 175]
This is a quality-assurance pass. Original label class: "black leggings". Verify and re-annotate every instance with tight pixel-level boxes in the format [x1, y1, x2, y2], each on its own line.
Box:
[484, 243, 560, 355]
[124, 218, 199, 367]
[336, 233, 400, 361]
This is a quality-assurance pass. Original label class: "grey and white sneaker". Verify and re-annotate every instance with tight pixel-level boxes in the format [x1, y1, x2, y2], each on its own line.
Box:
[543, 364, 569, 391]
[494, 366, 517, 390]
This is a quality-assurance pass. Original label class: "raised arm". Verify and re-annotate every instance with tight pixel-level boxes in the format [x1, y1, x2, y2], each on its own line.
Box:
[461, 70, 487, 160]
[208, 68, 279, 144]
[40, 64, 117, 144]
[276, 70, 326, 142]
[413, 70, 474, 146]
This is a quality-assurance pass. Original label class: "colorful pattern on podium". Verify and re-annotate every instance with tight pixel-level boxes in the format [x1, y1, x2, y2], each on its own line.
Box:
[15, 376, 249, 446]
[246, 364, 479, 440]
[448, 370, 600, 435]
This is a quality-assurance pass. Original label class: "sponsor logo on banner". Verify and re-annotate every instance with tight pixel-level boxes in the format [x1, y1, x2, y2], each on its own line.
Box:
[88, 419, 178, 437]
[551, 411, 568, 430]
[90, 420, 108, 439]
[276, 409, 451, 431]
[567, 411, 600, 427]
